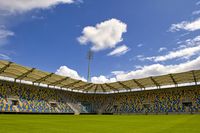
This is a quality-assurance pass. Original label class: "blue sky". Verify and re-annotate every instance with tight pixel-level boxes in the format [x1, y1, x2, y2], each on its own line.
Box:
[0, 0, 200, 83]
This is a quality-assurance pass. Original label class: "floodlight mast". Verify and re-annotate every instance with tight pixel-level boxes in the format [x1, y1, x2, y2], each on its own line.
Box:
[87, 50, 93, 82]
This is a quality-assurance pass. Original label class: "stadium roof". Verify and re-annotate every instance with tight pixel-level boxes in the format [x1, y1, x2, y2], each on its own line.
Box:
[0, 60, 199, 93]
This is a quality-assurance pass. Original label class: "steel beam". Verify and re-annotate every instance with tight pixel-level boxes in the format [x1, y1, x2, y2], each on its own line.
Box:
[33, 73, 54, 83]
[94, 85, 98, 93]
[73, 83, 92, 91]
[61, 80, 82, 88]
[192, 70, 197, 85]
[118, 81, 131, 90]
[150, 77, 160, 88]
[105, 83, 119, 91]
[169, 74, 177, 86]
[15, 68, 35, 80]
[82, 84, 95, 91]
[133, 79, 145, 89]
[99, 84, 106, 92]
[48, 77, 69, 86]
[0, 62, 13, 74]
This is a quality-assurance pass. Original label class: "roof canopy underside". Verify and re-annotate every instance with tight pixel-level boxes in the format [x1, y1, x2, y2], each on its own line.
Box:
[0, 60, 199, 93]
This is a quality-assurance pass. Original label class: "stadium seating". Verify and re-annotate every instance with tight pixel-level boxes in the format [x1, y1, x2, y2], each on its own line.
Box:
[0, 81, 74, 113]
[0, 80, 199, 114]
[104, 88, 200, 114]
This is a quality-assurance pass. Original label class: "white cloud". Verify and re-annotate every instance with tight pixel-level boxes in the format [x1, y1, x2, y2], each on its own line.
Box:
[137, 43, 143, 47]
[158, 47, 167, 52]
[169, 18, 200, 32]
[196, 1, 200, 5]
[111, 71, 124, 75]
[55, 66, 86, 82]
[0, 0, 75, 13]
[136, 55, 144, 58]
[179, 32, 189, 37]
[0, 26, 14, 40]
[0, 53, 10, 60]
[90, 56, 200, 83]
[136, 55, 145, 61]
[192, 10, 200, 15]
[0, 0, 76, 60]
[91, 35, 200, 83]
[31, 15, 45, 20]
[0, 26, 14, 46]
[178, 35, 200, 48]
[146, 45, 200, 62]
[115, 56, 200, 80]
[107, 45, 130, 56]
[77, 18, 127, 51]
[0, 26, 14, 60]
[91, 75, 116, 84]
[142, 35, 200, 62]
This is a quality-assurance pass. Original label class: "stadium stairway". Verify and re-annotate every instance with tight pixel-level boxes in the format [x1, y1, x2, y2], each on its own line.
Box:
[67, 103, 80, 115]
[80, 104, 89, 113]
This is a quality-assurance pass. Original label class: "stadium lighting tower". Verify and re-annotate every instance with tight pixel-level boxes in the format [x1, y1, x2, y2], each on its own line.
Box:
[87, 50, 93, 82]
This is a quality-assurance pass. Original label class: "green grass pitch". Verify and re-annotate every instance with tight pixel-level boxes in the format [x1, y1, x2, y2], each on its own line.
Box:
[0, 115, 200, 133]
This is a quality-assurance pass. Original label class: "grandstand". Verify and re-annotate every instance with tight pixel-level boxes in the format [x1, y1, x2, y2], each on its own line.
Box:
[0, 60, 199, 114]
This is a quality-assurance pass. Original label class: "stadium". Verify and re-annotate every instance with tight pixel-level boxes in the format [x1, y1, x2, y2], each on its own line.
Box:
[1, 0, 200, 133]
[0, 60, 200, 115]
[0, 60, 200, 132]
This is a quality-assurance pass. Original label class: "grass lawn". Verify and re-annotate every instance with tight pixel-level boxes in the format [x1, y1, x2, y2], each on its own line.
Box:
[0, 114, 199, 133]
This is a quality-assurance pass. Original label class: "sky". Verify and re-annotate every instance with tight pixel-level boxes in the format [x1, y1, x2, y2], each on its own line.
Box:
[0, 0, 200, 83]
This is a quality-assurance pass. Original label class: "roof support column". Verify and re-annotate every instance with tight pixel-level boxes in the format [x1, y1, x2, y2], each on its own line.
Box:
[83, 84, 95, 92]
[33, 73, 54, 84]
[15, 68, 35, 82]
[118, 82, 131, 91]
[73, 83, 92, 91]
[94, 85, 98, 93]
[150, 77, 160, 89]
[133, 79, 145, 90]
[61, 80, 82, 88]
[48, 77, 69, 87]
[192, 70, 197, 85]
[99, 84, 106, 92]
[0, 62, 13, 74]
[169, 74, 178, 87]
[105, 83, 119, 92]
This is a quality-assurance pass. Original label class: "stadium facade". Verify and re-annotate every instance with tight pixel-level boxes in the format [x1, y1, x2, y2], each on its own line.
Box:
[0, 60, 199, 114]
